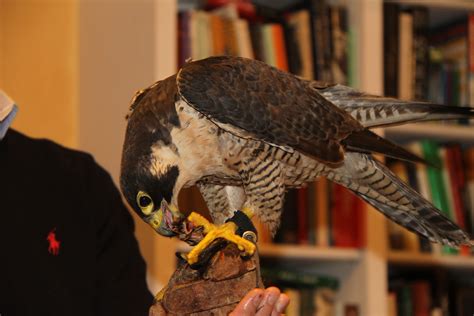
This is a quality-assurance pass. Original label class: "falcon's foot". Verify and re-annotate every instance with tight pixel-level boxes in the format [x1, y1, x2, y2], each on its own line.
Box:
[185, 212, 256, 265]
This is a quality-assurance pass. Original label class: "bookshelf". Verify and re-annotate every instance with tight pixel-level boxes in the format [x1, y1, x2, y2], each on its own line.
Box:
[386, 0, 474, 10]
[259, 244, 361, 262]
[148, 0, 474, 315]
[388, 250, 474, 268]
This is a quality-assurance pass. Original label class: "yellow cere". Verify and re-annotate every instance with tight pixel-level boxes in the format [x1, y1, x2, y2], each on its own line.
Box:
[148, 211, 163, 230]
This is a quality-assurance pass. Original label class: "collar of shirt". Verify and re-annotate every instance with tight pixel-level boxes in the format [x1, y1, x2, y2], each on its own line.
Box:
[0, 91, 17, 140]
[0, 105, 18, 140]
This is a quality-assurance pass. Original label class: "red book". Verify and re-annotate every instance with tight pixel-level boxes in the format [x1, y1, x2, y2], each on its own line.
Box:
[272, 24, 289, 72]
[445, 146, 466, 229]
[297, 187, 309, 244]
[410, 281, 431, 316]
[331, 184, 365, 248]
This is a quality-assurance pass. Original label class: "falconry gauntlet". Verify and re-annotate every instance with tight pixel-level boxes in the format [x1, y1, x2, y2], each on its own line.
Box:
[149, 241, 263, 316]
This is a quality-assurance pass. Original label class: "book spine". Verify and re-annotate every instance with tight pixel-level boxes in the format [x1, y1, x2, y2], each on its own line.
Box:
[398, 11, 414, 100]
[412, 7, 429, 101]
[297, 187, 309, 244]
[384, 3, 399, 97]
[421, 140, 458, 254]
[468, 14, 474, 125]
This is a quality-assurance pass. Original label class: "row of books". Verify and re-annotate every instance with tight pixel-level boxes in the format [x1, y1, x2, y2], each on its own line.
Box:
[389, 276, 474, 316]
[260, 266, 346, 316]
[272, 180, 366, 249]
[178, 0, 352, 83]
[386, 141, 474, 255]
[384, 4, 474, 125]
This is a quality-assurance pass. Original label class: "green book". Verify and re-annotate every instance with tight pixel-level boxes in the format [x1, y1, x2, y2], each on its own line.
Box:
[421, 140, 458, 254]
[261, 267, 339, 290]
[397, 285, 413, 316]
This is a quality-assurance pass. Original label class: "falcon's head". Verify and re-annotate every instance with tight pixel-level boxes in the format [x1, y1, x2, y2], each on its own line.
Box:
[120, 75, 185, 237]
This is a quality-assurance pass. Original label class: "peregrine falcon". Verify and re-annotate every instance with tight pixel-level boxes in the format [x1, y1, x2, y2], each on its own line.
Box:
[120, 56, 473, 264]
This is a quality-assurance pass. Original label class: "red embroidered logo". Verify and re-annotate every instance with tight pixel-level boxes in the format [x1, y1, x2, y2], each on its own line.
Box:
[47, 228, 60, 255]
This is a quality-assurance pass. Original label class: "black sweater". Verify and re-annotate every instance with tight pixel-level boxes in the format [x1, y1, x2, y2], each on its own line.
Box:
[0, 129, 153, 315]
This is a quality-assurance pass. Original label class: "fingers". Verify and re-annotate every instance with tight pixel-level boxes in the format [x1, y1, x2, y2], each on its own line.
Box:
[229, 288, 265, 316]
[230, 287, 290, 316]
[255, 287, 281, 316]
[271, 291, 290, 316]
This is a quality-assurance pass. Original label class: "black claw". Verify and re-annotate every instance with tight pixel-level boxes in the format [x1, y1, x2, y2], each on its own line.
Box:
[188, 238, 228, 270]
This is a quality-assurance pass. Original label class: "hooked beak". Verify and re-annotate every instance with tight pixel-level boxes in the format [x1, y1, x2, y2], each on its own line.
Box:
[146, 200, 184, 237]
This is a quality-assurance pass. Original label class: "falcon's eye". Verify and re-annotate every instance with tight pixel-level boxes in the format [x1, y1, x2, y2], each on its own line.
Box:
[136, 191, 154, 215]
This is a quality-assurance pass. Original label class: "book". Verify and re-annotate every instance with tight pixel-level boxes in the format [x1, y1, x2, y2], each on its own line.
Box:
[274, 189, 298, 244]
[315, 177, 330, 247]
[388, 292, 398, 316]
[412, 7, 429, 101]
[308, 0, 332, 81]
[455, 287, 474, 316]
[261, 266, 339, 290]
[249, 22, 264, 62]
[234, 18, 254, 59]
[468, 14, 474, 119]
[314, 287, 336, 316]
[464, 147, 474, 236]
[444, 145, 466, 229]
[397, 284, 413, 316]
[330, 184, 365, 248]
[286, 9, 314, 80]
[330, 6, 348, 84]
[306, 182, 317, 245]
[261, 24, 276, 67]
[411, 280, 431, 316]
[398, 11, 414, 100]
[178, 11, 192, 67]
[272, 23, 289, 71]
[384, 3, 400, 97]
[192, 10, 213, 60]
[285, 288, 300, 316]
[297, 186, 309, 244]
[421, 140, 458, 254]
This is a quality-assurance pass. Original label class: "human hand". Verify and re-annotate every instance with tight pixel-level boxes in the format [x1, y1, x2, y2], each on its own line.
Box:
[229, 287, 290, 316]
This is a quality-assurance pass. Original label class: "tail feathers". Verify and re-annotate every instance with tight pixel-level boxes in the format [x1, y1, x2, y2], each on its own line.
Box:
[343, 129, 427, 164]
[316, 83, 474, 128]
[328, 152, 472, 247]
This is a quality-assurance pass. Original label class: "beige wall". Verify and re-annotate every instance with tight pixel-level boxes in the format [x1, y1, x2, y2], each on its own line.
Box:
[1, 0, 167, 292]
[0, 0, 79, 147]
[79, 0, 155, 181]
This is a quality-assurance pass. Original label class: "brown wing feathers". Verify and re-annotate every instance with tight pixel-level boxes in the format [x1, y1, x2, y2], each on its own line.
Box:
[177, 56, 426, 165]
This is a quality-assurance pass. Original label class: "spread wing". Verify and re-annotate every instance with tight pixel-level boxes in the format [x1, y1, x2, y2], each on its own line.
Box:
[177, 56, 363, 167]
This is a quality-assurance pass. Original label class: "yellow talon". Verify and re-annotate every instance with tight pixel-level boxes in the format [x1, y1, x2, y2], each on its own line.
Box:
[185, 212, 256, 265]
[241, 206, 254, 218]
[187, 212, 215, 233]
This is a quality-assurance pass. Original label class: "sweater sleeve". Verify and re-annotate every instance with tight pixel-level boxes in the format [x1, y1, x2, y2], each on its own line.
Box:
[83, 157, 153, 316]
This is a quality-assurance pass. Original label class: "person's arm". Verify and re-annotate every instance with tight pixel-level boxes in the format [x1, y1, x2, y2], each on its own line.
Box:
[230, 287, 290, 316]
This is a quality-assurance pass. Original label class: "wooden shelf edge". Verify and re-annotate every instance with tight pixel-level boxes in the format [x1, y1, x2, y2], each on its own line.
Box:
[385, 0, 474, 10]
[177, 242, 362, 262]
[258, 244, 362, 262]
[388, 250, 474, 268]
[383, 123, 474, 143]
